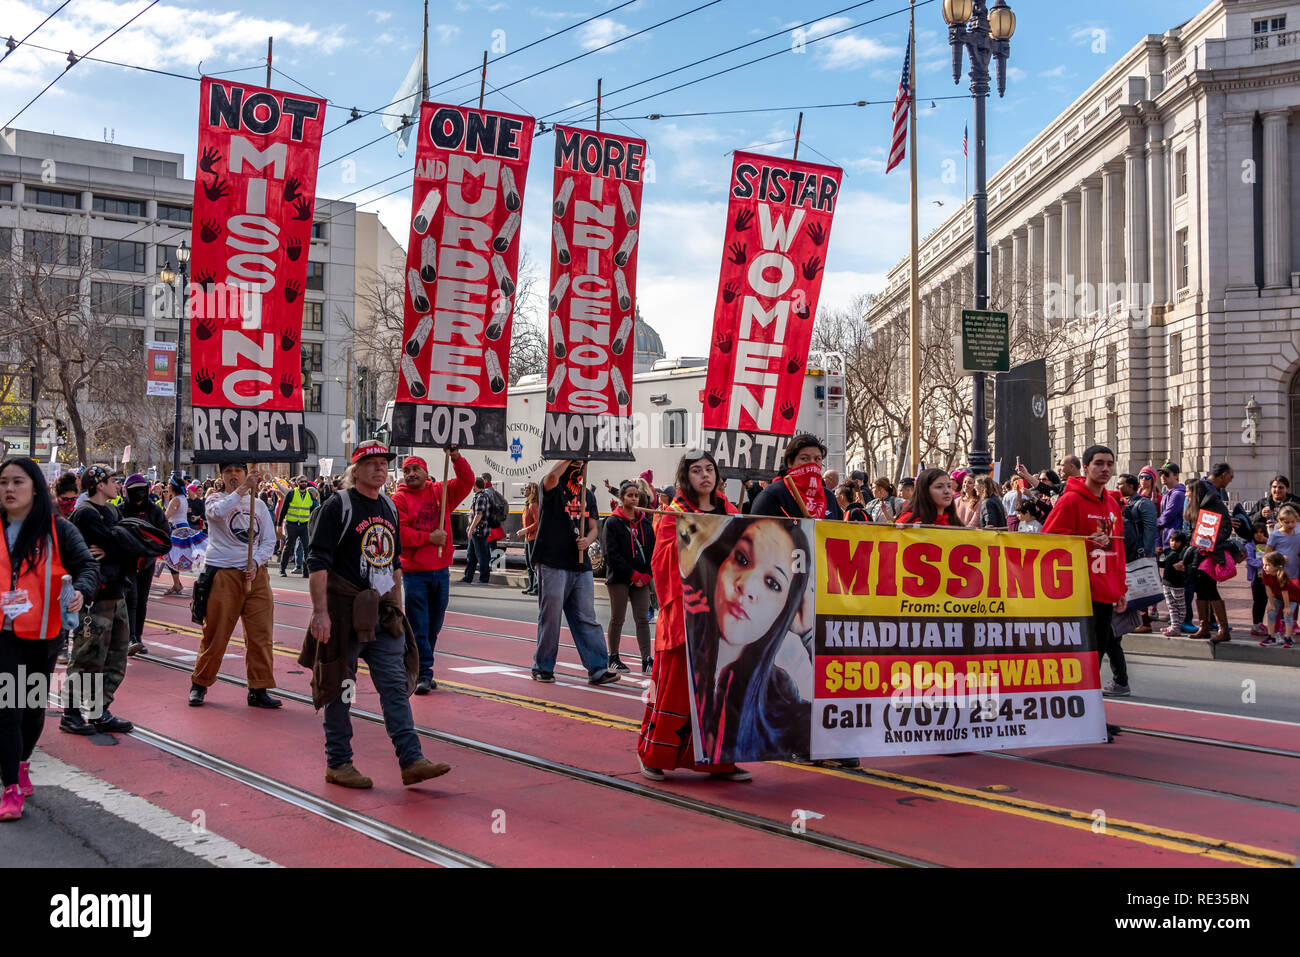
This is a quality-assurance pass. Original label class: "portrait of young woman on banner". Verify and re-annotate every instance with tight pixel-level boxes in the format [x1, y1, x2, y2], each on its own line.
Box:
[680, 514, 816, 764]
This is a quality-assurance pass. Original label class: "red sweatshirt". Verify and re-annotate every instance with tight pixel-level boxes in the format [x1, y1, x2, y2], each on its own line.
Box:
[393, 454, 475, 572]
[1042, 475, 1127, 604]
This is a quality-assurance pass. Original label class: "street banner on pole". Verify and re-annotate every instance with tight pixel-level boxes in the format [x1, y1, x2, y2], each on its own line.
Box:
[390, 103, 536, 450]
[145, 341, 177, 397]
[188, 77, 327, 464]
[542, 125, 645, 461]
[676, 514, 1106, 764]
[699, 152, 843, 479]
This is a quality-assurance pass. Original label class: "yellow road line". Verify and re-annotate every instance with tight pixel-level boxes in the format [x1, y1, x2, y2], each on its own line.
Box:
[143, 618, 1295, 867]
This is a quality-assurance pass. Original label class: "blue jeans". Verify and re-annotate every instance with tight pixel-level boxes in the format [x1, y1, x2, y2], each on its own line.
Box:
[404, 567, 449, 681]
[533, 564, 612, 680]
[322, 627, 422, 769]
[462, 536, 492, 582]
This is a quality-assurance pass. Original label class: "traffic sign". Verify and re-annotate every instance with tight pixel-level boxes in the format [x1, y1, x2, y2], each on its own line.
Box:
[961, 310, 1010, 374]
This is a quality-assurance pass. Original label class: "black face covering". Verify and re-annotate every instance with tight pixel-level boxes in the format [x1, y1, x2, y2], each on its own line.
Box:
[127, 486, 148, 505]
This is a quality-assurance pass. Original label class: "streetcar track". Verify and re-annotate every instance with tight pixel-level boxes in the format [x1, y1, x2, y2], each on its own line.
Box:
[126, 725, 492, 868]
[133, 651, 938, 868]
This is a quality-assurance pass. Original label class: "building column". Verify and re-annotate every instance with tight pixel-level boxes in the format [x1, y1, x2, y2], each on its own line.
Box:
[1080, 177, 1103, 316]
[1026, 216, 1044, 331]
[1124, 141, 1148, 313]
[1043, 205, 1062, 324]
[1263, 108, 1292, 289]
[1101, 161, 1125, 312]
[1011, 228, 1027, 333]
[1061, 192, 1082, 320]
[1223, 111, 1258, 292]
[1146, 124, 1169, 306]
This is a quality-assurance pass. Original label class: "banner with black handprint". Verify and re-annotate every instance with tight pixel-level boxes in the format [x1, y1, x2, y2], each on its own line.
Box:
[188, 76, 326, 463]
[389, 102, 535, 451]
[700, 151, 842, 479]
[541, 125, 645, 461]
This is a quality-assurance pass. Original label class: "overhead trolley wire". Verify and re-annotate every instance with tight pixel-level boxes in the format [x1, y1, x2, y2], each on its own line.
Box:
[0, 0, 74, 64]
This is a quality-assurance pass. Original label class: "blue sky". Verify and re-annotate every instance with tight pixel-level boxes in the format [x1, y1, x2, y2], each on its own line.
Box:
[1, 0, 1210, 356]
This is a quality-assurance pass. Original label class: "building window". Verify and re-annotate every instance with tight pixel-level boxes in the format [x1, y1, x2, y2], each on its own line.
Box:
[1106, 344, 1117, 385]
[92, 196, 143, 218]
[662, 409, 687, 447]
[305, 261, 325, 290]
[1064, 357, 1074, 389]
[91, 282, 145, 317]
[133, 157, 178, 178]
[303, 300, 324, 332]
[1065, 419, 1075, 457]
[1177, 228, 1190, 290]
[1084, 417, 1095, 450]
[311, 221, 327, 240]
[27, 187, 78, 210]
[302, 342, 323, 373]
[1171, 406, 1183, 470]
[0, 184, 11, 202]
[30, 276, 80, 311]
[23, 231, 81, 266]
[1107, 412, 1119, 454]
[1085, 358, 1095, 392]
[1169, 332, 1183, 376]
[1175, 149, 1188, 198]
[156, 203, 191, 224]
[305, 383, 323, 413]
[92, 237, 146, 273]
[0, 227, 10, 256]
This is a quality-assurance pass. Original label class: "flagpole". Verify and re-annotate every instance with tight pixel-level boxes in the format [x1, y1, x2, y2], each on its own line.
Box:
[793, 111, 804, 160]
[908, 1, 921, 476]
[421, 0, 429, 100]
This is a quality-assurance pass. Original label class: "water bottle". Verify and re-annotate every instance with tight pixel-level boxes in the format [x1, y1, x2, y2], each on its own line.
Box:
[59, 575, 79, 632]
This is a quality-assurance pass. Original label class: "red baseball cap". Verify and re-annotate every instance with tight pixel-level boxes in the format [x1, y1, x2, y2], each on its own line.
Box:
[402, 455, 428, 472]
[351, 440, 396, 465]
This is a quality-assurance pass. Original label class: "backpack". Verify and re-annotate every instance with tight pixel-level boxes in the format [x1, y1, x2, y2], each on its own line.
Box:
[118, 516, 174, 558]
[307, 488, 398, 552]
[487, 488, 509, 529]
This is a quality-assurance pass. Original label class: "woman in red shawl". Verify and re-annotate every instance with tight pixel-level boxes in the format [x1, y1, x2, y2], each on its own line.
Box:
[637, 449, 751, 782]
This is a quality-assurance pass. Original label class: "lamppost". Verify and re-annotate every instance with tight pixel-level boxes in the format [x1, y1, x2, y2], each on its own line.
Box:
[159, 239, 189, 482]
[943, 0, 1016, 476]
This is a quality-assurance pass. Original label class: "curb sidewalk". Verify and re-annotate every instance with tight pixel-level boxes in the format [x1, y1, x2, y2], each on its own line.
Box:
[1121, 632, 1300, 668]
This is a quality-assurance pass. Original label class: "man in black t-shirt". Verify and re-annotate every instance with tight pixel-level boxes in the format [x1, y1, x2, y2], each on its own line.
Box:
[530, 459, 620, 685]
[304, 441, 452, 790]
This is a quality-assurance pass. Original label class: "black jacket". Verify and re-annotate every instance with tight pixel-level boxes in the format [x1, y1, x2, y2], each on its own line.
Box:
[978, 497, 1008, 529]
[603, 511, 654, 586]
[70, 501, 137, 600]
[1246, 491, 1300, 527]
[2, 515, 99, 607]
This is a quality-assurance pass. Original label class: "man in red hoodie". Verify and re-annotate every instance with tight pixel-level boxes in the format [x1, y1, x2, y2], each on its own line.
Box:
[1043, 444, 1127, 740]
[393, 447, 475, 693]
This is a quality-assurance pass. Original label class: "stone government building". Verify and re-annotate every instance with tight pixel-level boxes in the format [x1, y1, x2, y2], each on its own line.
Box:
[866, 0, 1300, 496]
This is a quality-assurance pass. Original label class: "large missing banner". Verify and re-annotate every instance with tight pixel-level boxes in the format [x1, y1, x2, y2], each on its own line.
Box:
[390, 103, 535, 450]
[542, 125, 645, 461]
[189, 77, 326, 464]
[678, 515, 1105, 764]
[699, 152, 842, 479]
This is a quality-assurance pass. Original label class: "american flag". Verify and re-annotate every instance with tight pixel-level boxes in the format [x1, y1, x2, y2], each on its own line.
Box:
[963, 123, 968, 157]
[885, 28, 912, 174]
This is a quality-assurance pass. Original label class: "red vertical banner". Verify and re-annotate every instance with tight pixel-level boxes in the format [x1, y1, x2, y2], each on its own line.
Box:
[542, 125, 644, 461]
[390, 103, 535, 449]
[700, 151, 842, 479]
[189, 77, 326, 464]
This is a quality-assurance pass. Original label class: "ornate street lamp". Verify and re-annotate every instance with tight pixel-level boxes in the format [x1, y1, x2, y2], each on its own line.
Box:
[944, 0, 1015, 476]
[160, 239, 189, 482]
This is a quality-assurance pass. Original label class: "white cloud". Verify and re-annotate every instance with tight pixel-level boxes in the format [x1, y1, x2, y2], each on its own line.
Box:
[369, 9, 392, 23]
[434, 23, 461, 43]
[577, 17, 630, 51]
[1006, 65, 1027, 83]
[816, 34, 899, 71]
[1071, 25, 1111, 50]
[798, 16, 851, 39]
[1040, 65, 1068, 78]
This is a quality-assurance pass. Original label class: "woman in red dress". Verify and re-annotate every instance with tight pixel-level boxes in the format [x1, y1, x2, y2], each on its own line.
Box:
[637, 449, 751, 782]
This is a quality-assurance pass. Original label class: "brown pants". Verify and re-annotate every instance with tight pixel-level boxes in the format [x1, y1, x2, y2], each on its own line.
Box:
[192, 566, 276, 690]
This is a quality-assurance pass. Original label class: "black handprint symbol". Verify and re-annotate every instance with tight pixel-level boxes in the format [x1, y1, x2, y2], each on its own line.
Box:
[780, 400, 796, 420]
[195, 315, 215, 341]
[203, 176, 230, 201]
[787, 354, 802, 375]
[706, 388, 725, 409]
[283, 280, 301, 304]
[280, 326, 298, 351]
[200, 218, 221, 243]
[285, 237, 302, 262]
[795, 299, 811, 320]
[808, 222, 826, 247]
[283, 177, 303, 202]
[194, 268, 215, 290]
[715, 332, 733, 355]
[291, 197, 312, 221]
[733, 208, 754, 231]
[727, 241, 747, 265]
[721, 282, 740, 304]
[199, 146, 222, 174]
[280, 374, 296, 398]
[801, 256, 824, 281]
[196, 369, 215, 395]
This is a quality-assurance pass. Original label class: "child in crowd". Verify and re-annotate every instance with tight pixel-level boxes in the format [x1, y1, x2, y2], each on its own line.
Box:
[1266, 505, 1300, 585]
[1015, 500, 1041, 533]
[1247, 522, 1269, 637]
[1160, 530, 1189, 636]
[1259, 550, 1297, 648]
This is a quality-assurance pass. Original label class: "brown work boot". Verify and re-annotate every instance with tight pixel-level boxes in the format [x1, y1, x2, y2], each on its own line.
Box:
[401, 757, 452, 786]
[325, 763, 373, 789]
